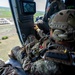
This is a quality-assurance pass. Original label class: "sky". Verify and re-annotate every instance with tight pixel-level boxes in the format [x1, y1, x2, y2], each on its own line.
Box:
[0, 0, 10, 7]
[34, 0, 46, 11]
[0, 0, 46, 11]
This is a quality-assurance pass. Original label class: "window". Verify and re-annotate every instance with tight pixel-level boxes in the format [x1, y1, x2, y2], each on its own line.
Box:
[34, 0, 46, 12]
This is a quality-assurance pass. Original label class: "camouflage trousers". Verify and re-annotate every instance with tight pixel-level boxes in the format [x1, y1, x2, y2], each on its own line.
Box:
[11, 46, 62, 75]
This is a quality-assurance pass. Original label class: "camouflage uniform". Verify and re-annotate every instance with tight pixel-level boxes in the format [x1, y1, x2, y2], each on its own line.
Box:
[10, 35, 62, 75]
[9, 9, 75, 75]
[48, 9, 75, 74]
[31, 9, 75, 75]
[31, 59, 59, 75]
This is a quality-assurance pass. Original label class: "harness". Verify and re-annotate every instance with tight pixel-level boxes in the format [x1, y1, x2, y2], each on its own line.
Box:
[31, 37, 75, 66]
[43, 43, 75, 66]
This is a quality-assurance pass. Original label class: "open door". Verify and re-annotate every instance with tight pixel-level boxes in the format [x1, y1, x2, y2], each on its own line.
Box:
[9, 0, 36, 46]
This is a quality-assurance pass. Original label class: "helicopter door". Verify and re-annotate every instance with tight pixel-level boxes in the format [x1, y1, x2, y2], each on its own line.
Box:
[8, 0, 36, 45]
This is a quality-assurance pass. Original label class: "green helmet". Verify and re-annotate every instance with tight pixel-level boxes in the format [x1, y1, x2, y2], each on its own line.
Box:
[49, 9, 75, 42]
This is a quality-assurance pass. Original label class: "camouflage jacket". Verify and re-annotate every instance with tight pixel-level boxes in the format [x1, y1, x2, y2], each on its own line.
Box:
[9, 35, 75, 75]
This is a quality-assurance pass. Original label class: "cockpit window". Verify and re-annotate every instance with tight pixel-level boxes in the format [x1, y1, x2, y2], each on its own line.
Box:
[34, 0, 46, 21]
[34, 0, 46, 12]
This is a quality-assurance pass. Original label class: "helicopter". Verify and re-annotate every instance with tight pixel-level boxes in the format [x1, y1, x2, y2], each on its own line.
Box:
[0, 0, 75, 75]
[8, 0, 75, 46]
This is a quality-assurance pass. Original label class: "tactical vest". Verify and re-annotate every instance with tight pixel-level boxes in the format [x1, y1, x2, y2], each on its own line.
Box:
[43, 40, 75, 66]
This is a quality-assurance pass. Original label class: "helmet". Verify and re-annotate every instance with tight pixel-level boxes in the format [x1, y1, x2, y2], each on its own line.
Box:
[49, 9, 75, 42]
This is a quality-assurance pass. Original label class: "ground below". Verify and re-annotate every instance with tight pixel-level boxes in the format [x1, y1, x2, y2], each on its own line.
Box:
[0, 24, 22, 61]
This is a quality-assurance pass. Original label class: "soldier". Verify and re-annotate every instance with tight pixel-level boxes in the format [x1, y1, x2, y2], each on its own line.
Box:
[8, 9, 75, 75]
[31, 9, 75, 75]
